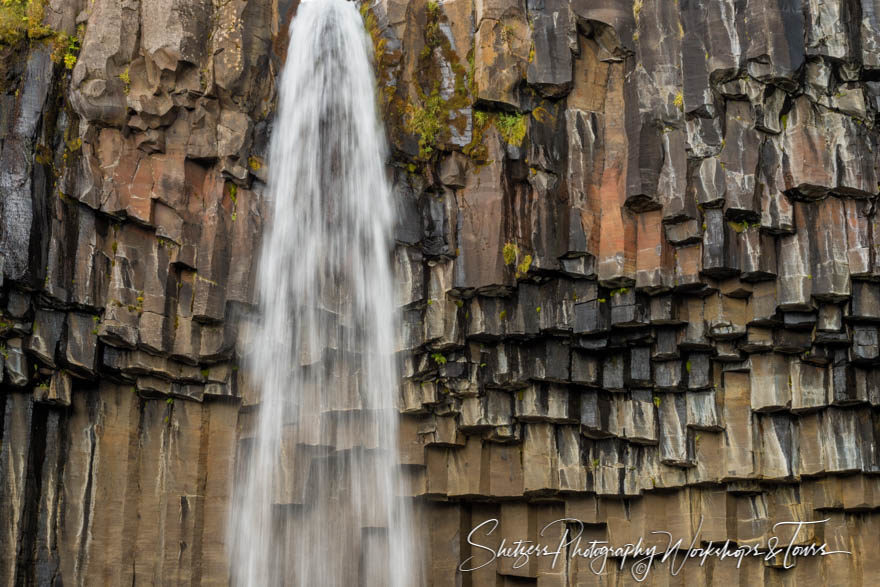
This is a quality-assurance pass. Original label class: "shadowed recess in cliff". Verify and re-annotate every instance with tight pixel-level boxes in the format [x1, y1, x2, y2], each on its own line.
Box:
[227, 0, 419, 585]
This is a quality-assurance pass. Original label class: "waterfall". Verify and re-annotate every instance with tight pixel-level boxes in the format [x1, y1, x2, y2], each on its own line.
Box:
[228, 0, 417, 584]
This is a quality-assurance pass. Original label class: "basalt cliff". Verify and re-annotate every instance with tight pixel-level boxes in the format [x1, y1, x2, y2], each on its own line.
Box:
[1, 0, 880, 584]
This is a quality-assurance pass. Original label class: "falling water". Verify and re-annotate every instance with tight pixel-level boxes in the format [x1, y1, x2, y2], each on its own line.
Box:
[228, 0, 417, 584]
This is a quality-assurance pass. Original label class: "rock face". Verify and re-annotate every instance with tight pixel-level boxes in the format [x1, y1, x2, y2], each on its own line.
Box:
[0, 0, 268, 583]
[1, 0, 880, 584]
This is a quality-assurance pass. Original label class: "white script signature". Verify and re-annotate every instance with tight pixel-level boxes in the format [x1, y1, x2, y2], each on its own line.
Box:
[459, 517, 851, 581]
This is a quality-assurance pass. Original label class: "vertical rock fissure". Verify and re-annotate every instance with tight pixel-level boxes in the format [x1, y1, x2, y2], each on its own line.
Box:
[190, 402, 211, 587]
[121, 395, 145, 585]
[74, 424, 97, 584]
[0, 394, 6, 460]
[14, 402, 48, 584]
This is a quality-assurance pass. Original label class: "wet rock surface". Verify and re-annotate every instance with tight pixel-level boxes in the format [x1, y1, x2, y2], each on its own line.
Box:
[1, 0, 880, 584]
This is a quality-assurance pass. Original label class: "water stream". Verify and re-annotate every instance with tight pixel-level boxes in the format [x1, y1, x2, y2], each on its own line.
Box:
[228, 1, 417, 584]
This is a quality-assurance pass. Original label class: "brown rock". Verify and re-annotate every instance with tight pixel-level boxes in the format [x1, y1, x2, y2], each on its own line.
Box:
[473, 14, 529, 108]
[453, 131, 512, 293]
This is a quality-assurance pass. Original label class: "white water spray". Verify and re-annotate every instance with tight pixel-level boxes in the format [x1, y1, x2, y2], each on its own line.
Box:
[228, 1, 417, 584]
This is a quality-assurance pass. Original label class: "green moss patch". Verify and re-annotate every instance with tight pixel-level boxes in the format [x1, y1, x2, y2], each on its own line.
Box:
[495, 112, 526, 146]
[0, 0, 51, 46]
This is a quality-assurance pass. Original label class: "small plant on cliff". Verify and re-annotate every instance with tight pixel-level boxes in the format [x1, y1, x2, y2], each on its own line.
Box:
[404, 0, 476, 163]
[424, 1, 442, 49]
[516, 255, 533, 279]
[464, 108, 491, 161]
[226, 181, 239, 221]
[48, 31, 80, 69]
[502, 242, 519, 266]
[65, 135, 82, 153]
[62, 35, 79, 69]
[726, 220, 760, 233]
[632, 0, 644, 22]
[673, 91, 684, 111]
[407, 89, 445, 159]
[0, 0, 51, 46]
[360, 1, 396, 116]
[503, 241, 533, 279]
[164, 397, 174, 424]
[118, 67, 131, 94]
[430, 352, 447, 366]
[359, 2, 388, 66]
[0, 0, 26, 45]
[496, 112, 527, 147]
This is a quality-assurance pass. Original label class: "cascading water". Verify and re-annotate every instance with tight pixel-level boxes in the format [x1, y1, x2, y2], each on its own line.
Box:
[228, 0, 418, 584]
